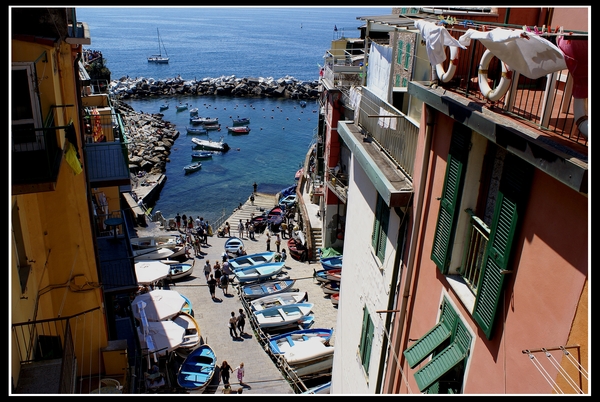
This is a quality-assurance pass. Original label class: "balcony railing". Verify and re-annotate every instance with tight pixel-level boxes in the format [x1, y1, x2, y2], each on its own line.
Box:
[356, 87, 419, 180]
[325, 169, 348, 203]
[460, 209, 490, 294]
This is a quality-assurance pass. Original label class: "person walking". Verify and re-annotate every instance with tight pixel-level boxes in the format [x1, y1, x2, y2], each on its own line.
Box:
[220, 360, 234, 386]
[266, 231, 271, 251]
[220, 272, 230, 296]
[204, 260, 212, 280]
[275, 233, 281, 253]
[208, 274, 218, 300]
[245, 219, 250, 238]
[253, 182, 257, 193]
[187, 216, 194, 233]
[280, 221, 288, 239]
[214, 265, 222, 288]
[236, 308, 247, 335]
[250, 193, 255, 205]
[248, 222, 255, 240]
[237, 219, 244, 239]
[235, 362, 245, 385]
[175, 212, 181, 230]
[229, 312, 239, 338]
[281, 248, 287, 262]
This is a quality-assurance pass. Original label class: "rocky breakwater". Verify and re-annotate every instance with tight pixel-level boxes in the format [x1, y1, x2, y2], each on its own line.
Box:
[115, 101, 179, 174]
[109, 75, 320, 101]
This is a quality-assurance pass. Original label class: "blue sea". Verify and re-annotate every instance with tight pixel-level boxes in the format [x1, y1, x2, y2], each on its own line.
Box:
[77, 6, 389, 225]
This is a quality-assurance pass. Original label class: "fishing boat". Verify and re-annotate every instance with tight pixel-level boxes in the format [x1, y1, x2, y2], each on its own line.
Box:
[166, 262, 194, 281]
[314, 269, 333, 283]
[252, 302, 314, 329]
[229, 251, 277, 271]
[299, 100, 307, 108]
[176, 344, 217, 391]
[226, 126, 251, 134]
[183, 162, 202, 174]
[321, 281, 340, 295]
[181, 293, 193, 316]
[131, 235, 182, 250]
[268, 328, 333, 355]
[330, 293, 339, 306]
[203, 123, 221, 131]
[325, 268, 341, 282]
[241, 278, 296, 299]
[189, 107, 198, 116]
[148, 28, 169, 63]
[159, 103, 169, 111]
[186, 126, 208, 135]
[224, 236, 244, 256]
[190, 117, 219, 125]
[191, 151, 214, 160]
[232, 117, 250, 126]
[302, 381, 331, 394]
[176, 103, 189, 112]
[250, 291, 309, 311]
[133, 246, 175, 260]
[274, 334, 334, 377]
[233, 261, 286, 283]
[172, 311, 202, 358]
[191, 137, 230, 152]
[320, 255, 343, 271]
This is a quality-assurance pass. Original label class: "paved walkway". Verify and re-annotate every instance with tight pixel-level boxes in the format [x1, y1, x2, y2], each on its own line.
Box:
[135, 192, 337, 395]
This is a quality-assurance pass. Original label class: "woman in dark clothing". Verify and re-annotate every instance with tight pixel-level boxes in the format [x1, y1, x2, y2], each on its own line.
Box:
[207, 274, 217, 300]
[220, 360, 233, 386]
[237, 308, 247, 335]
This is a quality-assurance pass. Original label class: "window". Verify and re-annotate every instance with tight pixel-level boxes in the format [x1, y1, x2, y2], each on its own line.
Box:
[430, 124, 533, 339]
[372, 193, 389, 263]
[403, 298, 472, 393]
[397, 40, 404, 65]
[359, 305, 374, 374]
[12, 62, 44, 152]
[404, 42, 411, 69]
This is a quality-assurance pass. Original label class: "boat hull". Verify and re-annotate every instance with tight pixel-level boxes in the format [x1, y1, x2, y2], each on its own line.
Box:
[254, 303, 314, 329]
[167, 263, 194, 281]
[229, 251, 277, 270]
[176, 344, 217, 391]
[250, 291, 308, 311]
[241, 279, 296, 299]
[234, 261, 285, 283]
[320, 256, 343, 271]
[268, 328, 333, 354]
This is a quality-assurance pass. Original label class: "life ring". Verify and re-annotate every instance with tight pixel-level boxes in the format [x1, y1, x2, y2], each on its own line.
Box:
[435, 46, 459, 83]
[573, 98, 588, 139]
[478, 49, 512, 102]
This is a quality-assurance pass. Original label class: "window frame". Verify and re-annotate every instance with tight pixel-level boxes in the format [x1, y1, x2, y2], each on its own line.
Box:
[371, 193, 389, 263]
[12, 62, 44, 152]
[358, 305, 375, 374]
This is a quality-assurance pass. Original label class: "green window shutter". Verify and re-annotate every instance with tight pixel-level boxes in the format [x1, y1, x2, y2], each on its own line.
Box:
[472, 155, 533, 339]
[371, 196, 381, 249]
[413, 323, 470, 392]
[402, 77, 408, 87]
[359, 306, 374, 373]
[404, 42, 411, 69]
[431, 124, 471, 273]
[397, 40, 404, 65]
[377, 203, 389, 261]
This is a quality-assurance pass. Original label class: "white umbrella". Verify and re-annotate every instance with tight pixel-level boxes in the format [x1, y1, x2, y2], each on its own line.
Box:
[137, 320, 186, 359]
[135, 260, 170, 285]
[132, 290, 186, 322]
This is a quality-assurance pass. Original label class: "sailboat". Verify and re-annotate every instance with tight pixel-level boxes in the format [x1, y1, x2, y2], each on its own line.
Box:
[148, 28, 169, 64]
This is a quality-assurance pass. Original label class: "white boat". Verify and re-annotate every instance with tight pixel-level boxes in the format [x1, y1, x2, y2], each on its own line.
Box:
[252, 302, 314, 329]
[268, 328, 333, 355]
[176, 103, 189, 111]
[190, 117, 219, 125]
[279, 336, 334, 377]
[172, 311, 202, 358]
[241, 278, 296, 299]
[166, 262, 194, 281]
[250, 291, 309, 311]
[189, 107, 198, 116]
[234, 261, 285, 283]
[186, 126, 208, 135]
[191, 136, 230, 152]
[229, 251, 277, 271]
[224, 236, 244, 256]
[148, 28, 169, 63]
[131, 235, 181, 250]
[133, 247, 175, 260]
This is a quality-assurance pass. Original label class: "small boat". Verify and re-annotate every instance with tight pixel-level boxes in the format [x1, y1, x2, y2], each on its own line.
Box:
[325, 268, 341, 282]
[241, 278, 296, 299]
[330, 293, 339, 306]
[234, 261, 286, 283]
[148, 28, 169, 63]
[299, 100, 307, 108]
[191, 151, 214, 160]
[172, 311, 202, 358]
[133, 247, 175, 260]
[268, 328, 333, 355]
[224, 236, 244, 256]
[176, 103, 188, 111]
[190, 117, 219, 125]
[253, 302, 314, 329]
[229, 251, 277, 271]
[183, 162, 202, 174]
[232, 117, 250, 126]
[176, 344, 217, 391]
[131, 235, 182, 250]
[320, 255, 343, 271]
[226, 126, 251, 134]
[302, 381, 331, 394]
[321, 281, 340, 295]
[203, 123, 221, 131]
[189, 107, 198, 116]
[276, 335, 334, 377]
[191, 137, 230, 152]
[314, 270, 330, 283]
[250, 291, 309, 311]
[159, 103, 169, 111]
[278, 194, 297, 209]
[181, 293, 193, 316]
[167, 262, 194, 281]
[287, 237, 308, 262]
[186, 126, 208, 135]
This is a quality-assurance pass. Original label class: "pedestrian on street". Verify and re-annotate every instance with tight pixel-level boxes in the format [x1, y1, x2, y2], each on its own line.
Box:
[214, 265, 222, 288]
[220, 272, 230, 295]
[245, 219, 250, 238]
[253, 182, 257, 193]
[175, 212, 181, 229]
[280, 221, 288, 239]
[208, 274, 218, 300]
[281, 248, 287, 262]
[275, 233, 281, 253]
[238, 219, 244, 239]
[235, 362, 245, 385]
[266, 231, 271, 251]
[229, 312, 239, 338]
[250, 193, 255, 205]
[222, 259, 233, 275]
[236, 308, 247, 335]
[220, 360, 234, 386]
[204, 260, 212, 280]
[248, 222, 255, 240]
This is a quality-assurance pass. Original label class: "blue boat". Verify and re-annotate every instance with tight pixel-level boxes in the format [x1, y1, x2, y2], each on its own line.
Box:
[234, 261, 286, 283]
[180, 293, 193, 316]
[320, 255, 342, 271]
[302, 381, 331, 394]
[232, 117, 250, 126]
[191, 151, 214, 160]
[269, 328, 334, 355]
[176, 344, 217, 391]
[229, 251, 277, 271]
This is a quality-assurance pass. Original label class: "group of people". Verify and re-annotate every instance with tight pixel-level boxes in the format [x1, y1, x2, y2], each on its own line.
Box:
[219, 360, 245, 393]
[204, 258, 235, 299]
[228, 309, 247, 338]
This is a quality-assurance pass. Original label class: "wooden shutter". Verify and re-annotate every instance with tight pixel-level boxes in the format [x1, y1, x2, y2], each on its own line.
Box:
[397, 40, 404, 65]
[359, 306, 374, 373]
[472, 155, 533, 339]
[404, 42, 411, 69]
[377, 202, 389, 261]
[431, 124, 471, 273]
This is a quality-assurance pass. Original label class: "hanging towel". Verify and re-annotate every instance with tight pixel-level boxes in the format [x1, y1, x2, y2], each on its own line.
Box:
[414, 20, 466, 66]
[458, 28, 567, 79]
[65, 140, 83, 175]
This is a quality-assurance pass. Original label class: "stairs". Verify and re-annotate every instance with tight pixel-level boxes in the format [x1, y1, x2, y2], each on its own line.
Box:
[310, 227, 322, 260]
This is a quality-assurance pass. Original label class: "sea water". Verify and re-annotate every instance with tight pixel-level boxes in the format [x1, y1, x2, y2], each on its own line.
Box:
[77, 6, 388, 224]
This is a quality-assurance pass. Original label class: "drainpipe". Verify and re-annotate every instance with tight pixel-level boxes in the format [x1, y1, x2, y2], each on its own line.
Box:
[382, 104, 436, 393]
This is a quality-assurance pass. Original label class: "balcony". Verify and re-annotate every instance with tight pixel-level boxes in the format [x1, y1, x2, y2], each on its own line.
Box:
[11, 107, 66, 195]
[325, 169, 348, 203]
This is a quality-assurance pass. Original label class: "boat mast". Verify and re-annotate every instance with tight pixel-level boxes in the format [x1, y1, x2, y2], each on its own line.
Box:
[157, 28, 162, 57]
